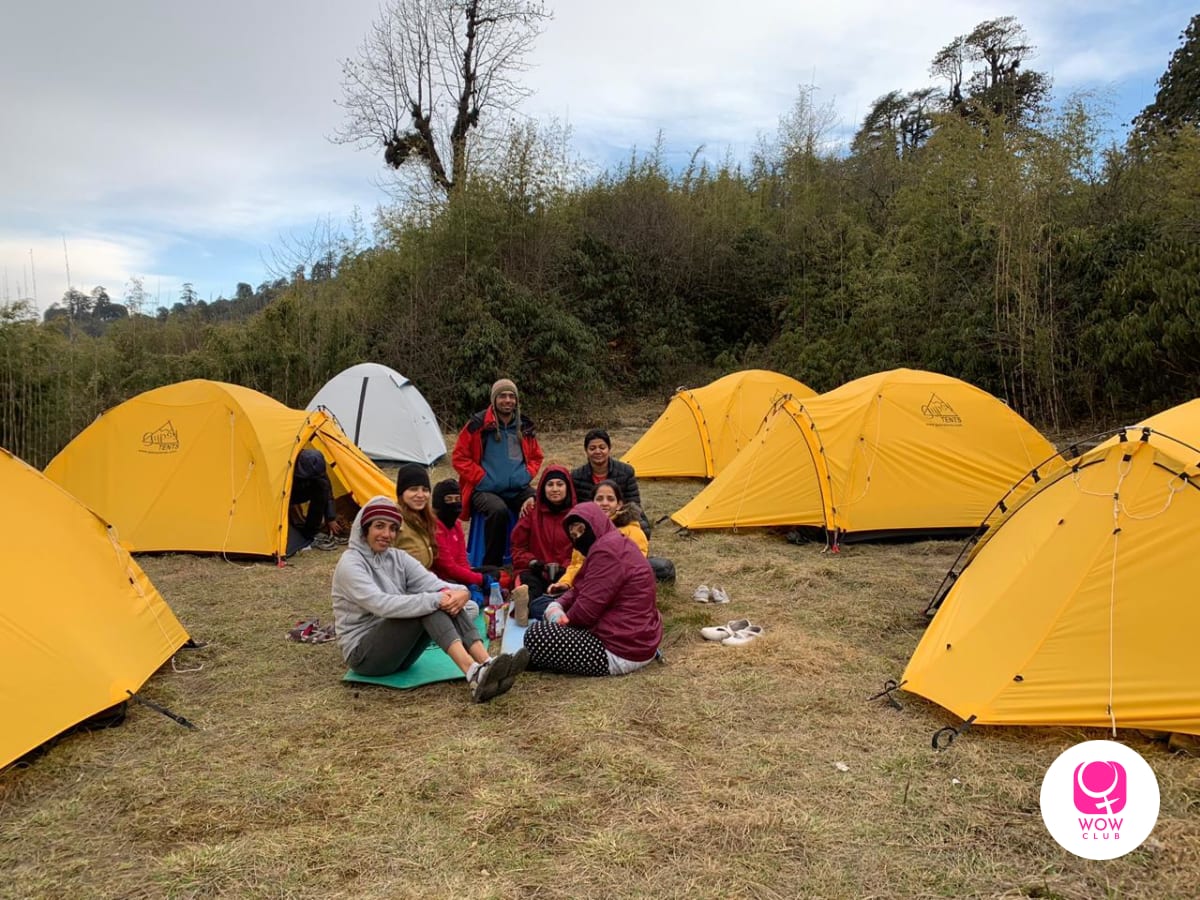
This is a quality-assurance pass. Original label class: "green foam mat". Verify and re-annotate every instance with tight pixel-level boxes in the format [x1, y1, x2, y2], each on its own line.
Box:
[343, 614, 486, 689]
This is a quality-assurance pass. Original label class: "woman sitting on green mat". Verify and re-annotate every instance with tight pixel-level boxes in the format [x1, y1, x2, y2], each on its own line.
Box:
[332, 495, 529, 703]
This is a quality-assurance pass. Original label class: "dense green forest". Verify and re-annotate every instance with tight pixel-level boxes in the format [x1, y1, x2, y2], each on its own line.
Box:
[2, 14, 1198, 467]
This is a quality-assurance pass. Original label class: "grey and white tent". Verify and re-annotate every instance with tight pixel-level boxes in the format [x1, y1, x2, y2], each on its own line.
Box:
[307, 363, 446, 464]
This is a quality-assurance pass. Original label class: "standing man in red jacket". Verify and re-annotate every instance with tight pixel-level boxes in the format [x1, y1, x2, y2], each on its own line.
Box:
[452, 378, 544, 568]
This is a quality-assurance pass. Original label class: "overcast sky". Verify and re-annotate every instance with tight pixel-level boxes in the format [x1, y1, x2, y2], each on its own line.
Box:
[0, 1, 1191, 314]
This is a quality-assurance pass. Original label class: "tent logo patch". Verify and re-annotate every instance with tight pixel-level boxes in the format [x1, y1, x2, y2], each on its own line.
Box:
[1040, 740, 1158, 860]
[921, 394, 962, 426]
[140, 420, 180, 453]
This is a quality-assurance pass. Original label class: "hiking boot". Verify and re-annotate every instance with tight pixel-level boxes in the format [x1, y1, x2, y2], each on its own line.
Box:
[511, 585, 530, 627]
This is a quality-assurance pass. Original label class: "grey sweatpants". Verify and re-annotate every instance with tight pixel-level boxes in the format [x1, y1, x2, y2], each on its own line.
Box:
[347, 602, 482, 676]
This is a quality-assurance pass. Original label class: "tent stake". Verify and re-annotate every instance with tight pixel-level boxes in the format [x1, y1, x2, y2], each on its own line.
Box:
[126, 691, 197, 730]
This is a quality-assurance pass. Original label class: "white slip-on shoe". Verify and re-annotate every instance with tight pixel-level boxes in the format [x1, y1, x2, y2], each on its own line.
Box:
[699, 618, 751, 642]
[709, 586, 731, 604]
[692, 584, 712, 603]
[721, 624, 764, 646]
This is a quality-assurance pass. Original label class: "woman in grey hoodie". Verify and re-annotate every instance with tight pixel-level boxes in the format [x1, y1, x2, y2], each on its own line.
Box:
[332, 495, 528, 703]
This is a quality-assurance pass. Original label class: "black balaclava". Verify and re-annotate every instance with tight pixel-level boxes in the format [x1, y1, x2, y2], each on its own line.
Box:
[565, 516, 597, 556]
[432, 478, 462, 528]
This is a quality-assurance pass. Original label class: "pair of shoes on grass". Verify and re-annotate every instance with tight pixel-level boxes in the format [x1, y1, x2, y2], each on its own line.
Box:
[693, 584, 730, 604]
[287, 618, 336, 643]
[310, 532, 340, 551]
[700, 619, 764, 646]
[467, 647, 530, 703]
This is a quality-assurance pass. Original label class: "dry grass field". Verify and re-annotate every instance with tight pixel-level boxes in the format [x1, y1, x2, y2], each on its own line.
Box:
[2, 406, 1197, 899]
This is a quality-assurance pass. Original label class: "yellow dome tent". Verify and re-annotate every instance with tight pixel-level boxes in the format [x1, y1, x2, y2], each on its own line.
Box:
[672, 369, 1059, 540]
[2, 447, 189, 769]
[44, 380, 394, 559]
[622, 369, 816, 479]
[903, 399, 1200, 737]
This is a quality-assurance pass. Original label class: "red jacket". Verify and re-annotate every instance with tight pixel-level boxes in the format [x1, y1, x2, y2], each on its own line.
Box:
[559, 503, 662, 663]
[432, 519, 483, 587]
[451, 406, 544, 519]
[510, 464, 577, 571]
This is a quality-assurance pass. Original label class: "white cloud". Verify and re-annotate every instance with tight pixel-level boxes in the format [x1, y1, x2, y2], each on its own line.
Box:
[0, 0, 1192, 303]
[0, 233, 157, 312]
[526, 0, 1188, 156]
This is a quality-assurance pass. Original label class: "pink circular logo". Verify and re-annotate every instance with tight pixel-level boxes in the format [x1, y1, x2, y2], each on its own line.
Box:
[1041, 740, 1159, 860]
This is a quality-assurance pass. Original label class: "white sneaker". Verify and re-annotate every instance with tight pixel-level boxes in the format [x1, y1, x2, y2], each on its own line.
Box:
[709, 586, 731, 604]
[692, 584, 712, 603]
[466, 659, 492, 697]
[468, 650, 528, 703]
[311, 532, 340, 551]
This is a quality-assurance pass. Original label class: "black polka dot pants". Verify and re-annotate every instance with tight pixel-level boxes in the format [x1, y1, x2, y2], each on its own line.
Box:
[523, 621, 609, 676]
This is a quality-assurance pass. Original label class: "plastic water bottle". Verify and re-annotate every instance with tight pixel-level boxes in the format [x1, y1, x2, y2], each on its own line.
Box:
[486, 581, 506, 639]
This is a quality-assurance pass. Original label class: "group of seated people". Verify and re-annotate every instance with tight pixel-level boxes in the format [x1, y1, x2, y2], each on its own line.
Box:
[328, 378, 665, 704]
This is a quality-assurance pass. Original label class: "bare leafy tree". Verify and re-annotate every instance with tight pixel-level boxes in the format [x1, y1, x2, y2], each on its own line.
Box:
[751, 83, 838, 183]
[776, 84, 838, 162]
[334, 0, 551, 197]
[930, 37, 967, 109]
[263, 215, 362, 285]
[123, 275, 148, 317]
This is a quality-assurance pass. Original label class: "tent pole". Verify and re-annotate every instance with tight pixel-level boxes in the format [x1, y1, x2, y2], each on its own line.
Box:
[354, 377, 368, 443]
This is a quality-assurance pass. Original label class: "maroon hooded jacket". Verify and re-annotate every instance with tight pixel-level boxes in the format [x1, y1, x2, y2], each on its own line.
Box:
[510, 464, 577, 572]
[558, 503, 662, 663]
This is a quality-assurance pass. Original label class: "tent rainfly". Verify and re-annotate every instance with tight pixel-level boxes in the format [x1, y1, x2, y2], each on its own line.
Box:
[904, 399, 1200, 737]
[307, 362, 446, 464]
[2, 446, 189, 769]
[622, 369, 817, 479]
[672, 368, 1060, 541]
[45, 380, 395, 559]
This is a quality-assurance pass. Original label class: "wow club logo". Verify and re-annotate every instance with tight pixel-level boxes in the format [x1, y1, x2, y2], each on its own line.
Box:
[1073, 760, 1126, 839]
[1041, 740, 1159, 860]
